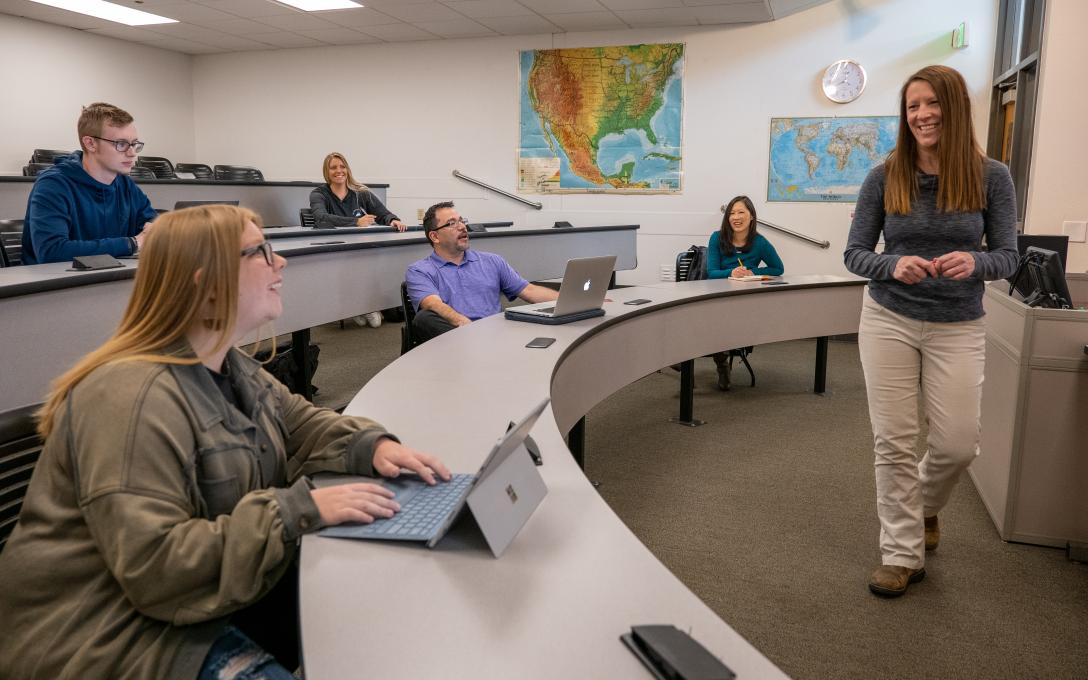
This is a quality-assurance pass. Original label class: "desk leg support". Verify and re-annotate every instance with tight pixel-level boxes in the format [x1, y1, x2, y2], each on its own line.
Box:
[670, 359, 705, 427]
[291, 329, 314, 402]
[814, 336, 829, 394]
[567, 417, 586, 469]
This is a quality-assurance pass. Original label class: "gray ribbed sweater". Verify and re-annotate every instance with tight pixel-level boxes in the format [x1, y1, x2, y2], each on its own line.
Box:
[844, 157, 1018, 322]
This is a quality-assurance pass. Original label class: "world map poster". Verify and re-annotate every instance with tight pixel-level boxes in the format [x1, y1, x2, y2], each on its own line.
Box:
[767, 116, 898, 202]
[518, 43, 684, 194]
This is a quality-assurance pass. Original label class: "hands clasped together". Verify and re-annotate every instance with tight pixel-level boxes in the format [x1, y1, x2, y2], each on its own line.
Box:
[311, 438, 452, 526]
[892, 251, 975, 284]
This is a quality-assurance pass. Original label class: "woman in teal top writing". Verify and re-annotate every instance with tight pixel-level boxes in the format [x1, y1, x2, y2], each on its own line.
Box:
[707, 195, 784, 279]
[705, 195, 784, 390]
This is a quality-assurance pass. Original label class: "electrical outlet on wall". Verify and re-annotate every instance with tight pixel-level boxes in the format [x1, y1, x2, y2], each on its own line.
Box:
[416, 208, 425, 222]
[1062, 220, 1087, 243]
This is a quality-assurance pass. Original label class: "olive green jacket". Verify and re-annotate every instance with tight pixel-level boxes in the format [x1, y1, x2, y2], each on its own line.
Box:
[0, 347, 392, 679]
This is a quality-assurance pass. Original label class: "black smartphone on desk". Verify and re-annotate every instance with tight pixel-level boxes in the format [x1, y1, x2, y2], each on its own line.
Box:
[526, 337, 556, 349]
[624, 298, 652, 305]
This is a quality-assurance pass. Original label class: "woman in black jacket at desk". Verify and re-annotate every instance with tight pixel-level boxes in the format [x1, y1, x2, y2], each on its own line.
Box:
[309, 152, 406, 232]
[310, 151, 406, 326]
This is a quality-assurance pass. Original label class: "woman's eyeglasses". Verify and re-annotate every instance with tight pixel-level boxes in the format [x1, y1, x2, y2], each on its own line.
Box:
[241, 241, 275, 266]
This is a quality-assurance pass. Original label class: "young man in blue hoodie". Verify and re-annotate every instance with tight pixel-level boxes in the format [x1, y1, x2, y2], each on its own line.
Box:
[21, 102, 158, 265]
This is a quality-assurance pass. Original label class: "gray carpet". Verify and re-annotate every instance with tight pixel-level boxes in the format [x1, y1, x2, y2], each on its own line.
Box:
[308, 322, 1088, 680]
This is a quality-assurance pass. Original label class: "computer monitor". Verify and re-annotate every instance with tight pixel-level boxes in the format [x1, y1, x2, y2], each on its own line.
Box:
[1010, 246, 1072, 309]
[1008, 235, 1069, 300]
[173, 200, 240, 210]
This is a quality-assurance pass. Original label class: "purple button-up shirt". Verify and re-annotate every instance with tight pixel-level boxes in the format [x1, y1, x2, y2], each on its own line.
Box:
[405, 249, 529, 320]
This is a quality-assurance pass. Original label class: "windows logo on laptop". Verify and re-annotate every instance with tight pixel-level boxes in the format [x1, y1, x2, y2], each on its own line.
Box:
[320, 399, 550, 557]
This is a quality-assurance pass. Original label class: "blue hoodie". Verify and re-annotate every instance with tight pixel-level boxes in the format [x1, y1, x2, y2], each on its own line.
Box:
[21, 151, 157, 265]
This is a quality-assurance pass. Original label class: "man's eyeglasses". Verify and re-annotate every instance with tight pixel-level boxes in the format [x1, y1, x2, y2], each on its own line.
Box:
[433, 217, 469, 231]
[89, 136, 145, 153]
[241, 241, 275, 266]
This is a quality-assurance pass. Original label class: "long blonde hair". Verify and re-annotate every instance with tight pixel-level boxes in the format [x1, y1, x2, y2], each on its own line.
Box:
[322, 152, 368, 192]
[884, 64, 986, 215]
[37, 205, 260, 438]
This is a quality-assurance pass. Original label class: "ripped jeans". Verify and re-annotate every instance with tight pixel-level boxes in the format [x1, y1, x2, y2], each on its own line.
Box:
[197, 626, 296, 680]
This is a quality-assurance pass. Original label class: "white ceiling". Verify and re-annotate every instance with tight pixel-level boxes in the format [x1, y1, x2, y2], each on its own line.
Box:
[0, 0, 830, 54]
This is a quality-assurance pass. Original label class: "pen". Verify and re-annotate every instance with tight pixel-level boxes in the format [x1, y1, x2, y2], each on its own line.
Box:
[737, 257, 744, 269]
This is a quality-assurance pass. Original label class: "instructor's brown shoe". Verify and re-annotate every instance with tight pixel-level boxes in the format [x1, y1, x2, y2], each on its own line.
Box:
[868, 565, 925, 597]
[924, 515, 940, 551]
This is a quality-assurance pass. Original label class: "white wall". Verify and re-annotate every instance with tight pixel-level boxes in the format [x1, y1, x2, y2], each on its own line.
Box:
[0, 14, 195, 175]
[192, 0, 999, 284]
[1026, 0, 1088, 273]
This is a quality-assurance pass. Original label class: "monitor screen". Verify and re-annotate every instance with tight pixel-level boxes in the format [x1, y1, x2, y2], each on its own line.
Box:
[1018, 246, 1072, 309]
[1008, 235, 1069, 300]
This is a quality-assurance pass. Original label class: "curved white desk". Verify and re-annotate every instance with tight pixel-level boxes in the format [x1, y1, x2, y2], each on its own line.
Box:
[300, 275, 865, 679]
[0, 225, 636, 412]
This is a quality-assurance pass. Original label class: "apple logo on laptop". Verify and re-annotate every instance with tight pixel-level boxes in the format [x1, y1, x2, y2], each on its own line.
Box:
[583, 279, 592, 292]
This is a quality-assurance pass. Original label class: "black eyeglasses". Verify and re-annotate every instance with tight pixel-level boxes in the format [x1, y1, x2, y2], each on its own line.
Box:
[241, 241, 275, 266]
[434, 217, 469, 231]
[89, 136, 145, 153]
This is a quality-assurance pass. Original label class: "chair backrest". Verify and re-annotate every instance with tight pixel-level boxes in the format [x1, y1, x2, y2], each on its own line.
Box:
[30, 149, 72, 165]
[175, 163, 214, 180]
[299, 208, 315, 229]
[399, 281, 419, 355]
[0, 404, 44, 554]
[214, 165, 264, 182]
[136, 156, 176, 179]
[675, 246, 708, 282]
[127, 166, 156, 181]
[0, 219, 25, 268]
[22, 163, 52, 177]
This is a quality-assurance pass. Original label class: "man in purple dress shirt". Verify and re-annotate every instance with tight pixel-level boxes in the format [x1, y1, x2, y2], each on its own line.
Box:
[405, 201, 558, 343]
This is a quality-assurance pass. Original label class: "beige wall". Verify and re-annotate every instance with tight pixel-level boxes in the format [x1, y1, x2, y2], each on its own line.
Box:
[0, 14, 195, 175]
[1026, 0, 1088, 273]
[191, 0, 1000, 284]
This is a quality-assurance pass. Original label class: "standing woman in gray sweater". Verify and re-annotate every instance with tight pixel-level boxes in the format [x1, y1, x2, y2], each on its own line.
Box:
[844, 65, 1017, 597]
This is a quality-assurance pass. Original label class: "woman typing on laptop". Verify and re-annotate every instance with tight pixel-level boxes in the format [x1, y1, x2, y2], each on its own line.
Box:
[0, 205, 449, 679]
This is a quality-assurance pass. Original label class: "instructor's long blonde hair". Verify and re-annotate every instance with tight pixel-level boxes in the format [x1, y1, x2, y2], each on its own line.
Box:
[37, 205, 260, 438]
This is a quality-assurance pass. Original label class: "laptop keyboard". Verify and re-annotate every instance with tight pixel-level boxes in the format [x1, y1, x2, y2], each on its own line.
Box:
[348, 473, 475, 539]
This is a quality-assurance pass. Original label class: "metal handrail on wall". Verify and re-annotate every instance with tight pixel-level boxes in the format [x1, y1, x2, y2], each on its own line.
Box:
[718, 205, 831, 249]
[453, 170, 542, 210]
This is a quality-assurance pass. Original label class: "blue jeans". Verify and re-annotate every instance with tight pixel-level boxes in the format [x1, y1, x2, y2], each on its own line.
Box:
[197, 626, 296, 680]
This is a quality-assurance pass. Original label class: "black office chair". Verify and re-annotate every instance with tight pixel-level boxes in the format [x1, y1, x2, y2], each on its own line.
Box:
[214, 165, 265, 182]
[136, 156, 177, 179]
[175, 163, 214, 180]
[21, 163, 52, 176]
[675, 247, 755, 388]
[0, 219, 25, 268]
[0, 404, 44, 555]
[399, 281, 421, 355]
[127, 166, 156, 181]
[299, 208, 316, 229]
[30, 149, 72, 165]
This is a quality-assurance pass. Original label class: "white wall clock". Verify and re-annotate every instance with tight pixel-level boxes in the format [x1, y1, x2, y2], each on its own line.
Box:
[822, 59, 867, 104]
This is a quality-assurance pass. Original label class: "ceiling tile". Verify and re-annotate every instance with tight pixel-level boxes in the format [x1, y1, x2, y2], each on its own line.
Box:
[474, 14, 561, 34]
[195, 0, 303, 17]
[682, 0, 761, 5]
[599, 0, 685, 9]
[378, 2, 464, 22]
[357, 22, 438, 41]
[138, 2, 239, 25]
[614, 7, 699, 26]
[516, 0, 606, 12]
[137, 36, 223, 53]
[296, 27, 378, 43]
[413, 18, 496, 37]
[140, 22, 237, 42]
[245, 31, 324, 47]
[442, 0, 535, 18]
[85, 26, 169, 41]
[207, 17, 278, 35]
[253, 13, 340, 31]
[541, 11, 626, 31]
[694, 2, 771, 23]
[315, 8, 404, 28]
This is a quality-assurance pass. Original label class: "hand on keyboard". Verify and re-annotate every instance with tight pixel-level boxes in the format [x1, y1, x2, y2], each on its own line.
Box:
[373, 437, 452, 485]
[312, 482, 401, 526]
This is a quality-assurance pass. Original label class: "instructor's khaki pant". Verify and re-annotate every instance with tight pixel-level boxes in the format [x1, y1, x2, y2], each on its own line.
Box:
[858, 291, 986, 569]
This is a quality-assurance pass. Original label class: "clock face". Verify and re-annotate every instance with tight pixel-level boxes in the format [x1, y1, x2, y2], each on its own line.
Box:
[822, 59, 866, 103]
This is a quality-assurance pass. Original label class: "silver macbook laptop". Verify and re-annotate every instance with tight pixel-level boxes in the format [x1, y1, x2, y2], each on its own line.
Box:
[513, 255, 617, 318]
[319, 399, 549, 557]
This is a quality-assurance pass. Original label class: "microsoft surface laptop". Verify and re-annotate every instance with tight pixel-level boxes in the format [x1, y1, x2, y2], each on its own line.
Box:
[319, 399, 549, 557]
[505, 255, 617, 323]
